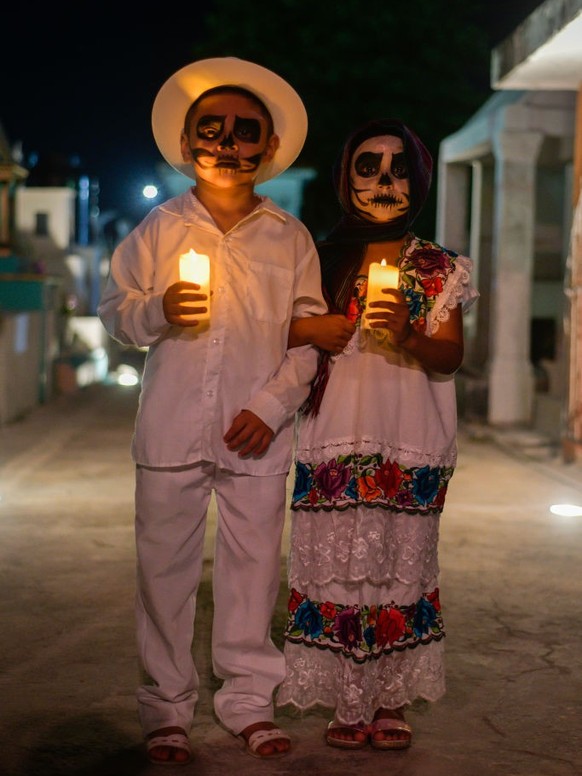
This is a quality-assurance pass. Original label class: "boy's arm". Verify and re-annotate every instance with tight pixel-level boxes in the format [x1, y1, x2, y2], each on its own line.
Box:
[243, 242, 327, 434]
[98, 229, 171, 348]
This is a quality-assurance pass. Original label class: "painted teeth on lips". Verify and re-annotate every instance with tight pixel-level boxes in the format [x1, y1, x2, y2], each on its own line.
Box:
[371, 195, 401, 207]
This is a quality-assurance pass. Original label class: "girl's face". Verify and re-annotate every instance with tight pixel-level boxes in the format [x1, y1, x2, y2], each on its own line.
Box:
[181, 92, 278, 187]
[349, 134, 410, 223]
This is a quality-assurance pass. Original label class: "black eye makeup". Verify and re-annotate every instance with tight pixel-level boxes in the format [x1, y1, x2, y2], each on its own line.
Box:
[195, 115, 262, 144]
[391, 152, 408, 179]
[354, 152, 383, 178]
[234, 117, 261, 144]
[196, 115, 225, 140]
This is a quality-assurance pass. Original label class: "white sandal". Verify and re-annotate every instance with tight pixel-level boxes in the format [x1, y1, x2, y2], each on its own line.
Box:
[243, 727, 291, 759]
[146, 731, 193, 765]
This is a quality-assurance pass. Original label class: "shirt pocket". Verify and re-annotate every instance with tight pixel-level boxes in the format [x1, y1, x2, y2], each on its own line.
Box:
[246, 261, 293, 323]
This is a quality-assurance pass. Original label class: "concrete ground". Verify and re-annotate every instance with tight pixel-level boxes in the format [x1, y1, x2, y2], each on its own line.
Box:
[1, 380, 582, 776]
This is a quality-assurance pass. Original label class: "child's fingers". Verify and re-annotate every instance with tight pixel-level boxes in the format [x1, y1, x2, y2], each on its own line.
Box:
[237, 430, 272, 457]
[166, 299, 208, 314]
[366, 299, 406, 309]
[227, 427, 272, 457]
[177, 290, 207, 302]
[224, 411, 273, 457]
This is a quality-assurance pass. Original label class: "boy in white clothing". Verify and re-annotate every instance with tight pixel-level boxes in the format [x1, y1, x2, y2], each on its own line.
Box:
[98, 57, 326, 765]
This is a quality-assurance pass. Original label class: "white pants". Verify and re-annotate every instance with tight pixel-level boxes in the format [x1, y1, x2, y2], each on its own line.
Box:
[134, 461, 287, 736]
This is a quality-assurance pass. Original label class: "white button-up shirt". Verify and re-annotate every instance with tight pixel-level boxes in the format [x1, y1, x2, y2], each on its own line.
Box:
[98, 189, 326, 474]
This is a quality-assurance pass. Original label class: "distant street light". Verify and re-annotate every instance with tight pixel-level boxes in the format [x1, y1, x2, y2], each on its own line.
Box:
[142, 184, 159, 199]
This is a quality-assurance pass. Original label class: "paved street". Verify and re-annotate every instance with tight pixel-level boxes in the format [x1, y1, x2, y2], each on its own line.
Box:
[1, 380, 581, 776]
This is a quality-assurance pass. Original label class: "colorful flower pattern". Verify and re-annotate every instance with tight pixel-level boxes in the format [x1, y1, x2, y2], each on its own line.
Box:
[346, 276, 367, 324]
[354, 235, 459, 336]
[399, 235, 459, 334]
[293, 235, 458, 514]
[285, 587, 444, 662]
[292, 454, 453, 513]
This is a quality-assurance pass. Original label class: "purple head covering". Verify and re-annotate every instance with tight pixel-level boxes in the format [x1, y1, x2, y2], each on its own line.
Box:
[301, 119, 433, 417]
[327, 118, 433, 244]
[319, 119, 433, 314]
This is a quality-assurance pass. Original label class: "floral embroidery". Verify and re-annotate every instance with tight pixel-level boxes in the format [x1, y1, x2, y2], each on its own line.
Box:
[314, 458, 352, 500]
[354, 236, 458, 335]
[399, 236, 458, 333]
[284, 587, 444, 662]
[347, 276, 367, 324]
[292, 454, 453, 514]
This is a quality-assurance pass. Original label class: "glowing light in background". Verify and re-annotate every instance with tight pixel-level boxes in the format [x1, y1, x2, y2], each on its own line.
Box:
[549, 504, 582, 517]
[116, 364, 140, 387]
[142, 184, 159, 199]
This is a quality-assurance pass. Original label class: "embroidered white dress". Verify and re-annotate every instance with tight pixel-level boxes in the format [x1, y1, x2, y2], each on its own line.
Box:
[276, 235, 478, 725]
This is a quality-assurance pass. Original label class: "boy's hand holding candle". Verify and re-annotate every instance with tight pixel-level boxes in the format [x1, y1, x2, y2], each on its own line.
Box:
[163, 249, 210, 327]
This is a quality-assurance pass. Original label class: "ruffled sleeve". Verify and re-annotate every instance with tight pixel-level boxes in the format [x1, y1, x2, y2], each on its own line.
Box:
[426, 254, 479, 335]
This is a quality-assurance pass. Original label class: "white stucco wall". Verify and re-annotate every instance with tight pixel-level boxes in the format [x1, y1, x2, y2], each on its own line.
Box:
[15, 187, 75, 249]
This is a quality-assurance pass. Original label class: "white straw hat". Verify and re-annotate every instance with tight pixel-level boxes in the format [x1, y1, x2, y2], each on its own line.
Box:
[151, 57, 308, 184]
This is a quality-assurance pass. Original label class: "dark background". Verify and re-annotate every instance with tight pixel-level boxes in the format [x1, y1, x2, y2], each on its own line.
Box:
[2, 0, 544, 237]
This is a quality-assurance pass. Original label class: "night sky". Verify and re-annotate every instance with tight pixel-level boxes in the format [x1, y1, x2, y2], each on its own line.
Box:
[3, 6, 206, 220]
[3, 1, 543, 223]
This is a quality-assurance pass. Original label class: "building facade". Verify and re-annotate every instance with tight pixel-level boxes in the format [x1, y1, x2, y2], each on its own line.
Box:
[437, 0, 582, 460]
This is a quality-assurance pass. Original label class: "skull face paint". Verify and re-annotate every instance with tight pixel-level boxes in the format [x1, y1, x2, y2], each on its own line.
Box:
[182, 92, 275, 184]
[197, 114, 261, 143]
[349, 135, 410, 223]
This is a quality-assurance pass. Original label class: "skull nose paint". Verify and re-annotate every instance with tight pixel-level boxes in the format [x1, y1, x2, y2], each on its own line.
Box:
[378, 172, 392, 187]
[218, 132, 236, 150]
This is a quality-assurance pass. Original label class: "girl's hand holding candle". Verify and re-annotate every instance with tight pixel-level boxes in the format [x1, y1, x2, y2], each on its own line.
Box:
[362, 259, 400, 330]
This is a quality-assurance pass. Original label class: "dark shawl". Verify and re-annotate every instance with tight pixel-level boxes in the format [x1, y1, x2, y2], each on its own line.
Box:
[302, 118, 433, 416]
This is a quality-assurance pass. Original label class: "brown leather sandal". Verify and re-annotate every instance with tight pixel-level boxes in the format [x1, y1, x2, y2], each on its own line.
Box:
[369, 716, 412, 750]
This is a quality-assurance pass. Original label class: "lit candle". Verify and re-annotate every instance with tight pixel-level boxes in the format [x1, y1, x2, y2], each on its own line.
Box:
[362, 259, 400, 329]
[179, 249, 210, 322]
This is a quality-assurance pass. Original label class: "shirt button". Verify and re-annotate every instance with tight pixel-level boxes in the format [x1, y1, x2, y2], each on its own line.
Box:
[207, 390, 214, 398]
[212, 338, 220, 345]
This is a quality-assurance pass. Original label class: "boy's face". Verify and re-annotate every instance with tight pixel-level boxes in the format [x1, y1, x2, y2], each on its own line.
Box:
[349, 134, 410, 223]
[181, 92, 279, 187]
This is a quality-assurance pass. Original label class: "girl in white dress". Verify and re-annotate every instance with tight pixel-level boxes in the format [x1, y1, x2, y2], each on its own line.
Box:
[277, 119, 478, 750]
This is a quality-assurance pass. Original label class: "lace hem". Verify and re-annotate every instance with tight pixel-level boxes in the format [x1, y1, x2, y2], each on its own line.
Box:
[331, 326, 360, 359]
[276, 639, 445, 725]
[294, 437, 457, 469]
[288, 509, 440, 595]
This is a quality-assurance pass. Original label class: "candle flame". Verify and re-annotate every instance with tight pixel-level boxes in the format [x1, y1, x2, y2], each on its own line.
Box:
[380, 259, 387, 266]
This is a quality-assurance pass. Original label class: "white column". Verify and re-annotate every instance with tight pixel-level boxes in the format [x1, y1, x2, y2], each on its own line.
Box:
[464, 161, 483, 362]
[564, 195, 582, 459]
[435, 158, 469, 251]
[488, 129, 543, 425]
[563, 84, 582, 461]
